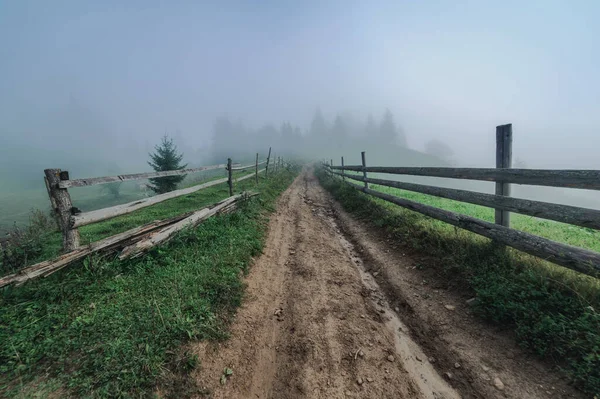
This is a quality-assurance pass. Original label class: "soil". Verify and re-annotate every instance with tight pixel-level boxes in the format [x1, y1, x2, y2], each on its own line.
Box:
[190, 168, 584, 399]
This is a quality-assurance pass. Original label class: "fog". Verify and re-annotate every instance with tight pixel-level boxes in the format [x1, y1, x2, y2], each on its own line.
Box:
[1, 1, 599, 227]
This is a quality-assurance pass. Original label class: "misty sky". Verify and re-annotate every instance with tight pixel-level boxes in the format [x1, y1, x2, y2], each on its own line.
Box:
[1, 0, 599, 169]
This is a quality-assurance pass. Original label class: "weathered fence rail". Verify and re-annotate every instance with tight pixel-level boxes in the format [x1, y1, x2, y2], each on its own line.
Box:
[330, 166, 600, 190]
[324, 123, 600, 278]
[231, 160, 267, 172]
[58, 164, 230, 189]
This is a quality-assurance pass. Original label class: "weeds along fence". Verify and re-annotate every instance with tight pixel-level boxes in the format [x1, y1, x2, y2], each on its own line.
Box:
[0, 148, 290, 288]
[323, 123, 600, 278]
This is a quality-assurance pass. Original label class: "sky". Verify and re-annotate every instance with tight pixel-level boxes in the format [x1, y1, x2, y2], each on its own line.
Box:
[0, 0, 599, 170]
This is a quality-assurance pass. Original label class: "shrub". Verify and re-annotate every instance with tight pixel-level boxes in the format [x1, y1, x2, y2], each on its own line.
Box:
[0, 209, 56, 274]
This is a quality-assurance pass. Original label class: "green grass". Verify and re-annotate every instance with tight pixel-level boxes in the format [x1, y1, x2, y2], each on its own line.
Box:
[320, 169, 600, 396]
[0, 168, 297, 398]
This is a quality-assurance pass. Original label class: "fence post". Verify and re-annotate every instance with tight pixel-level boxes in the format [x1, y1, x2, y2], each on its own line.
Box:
[44, 169, 80, 251]
[265, 147, 272, 177]
[495, 124, 513, 227]
[255, 153, 259, 184]
[227, 158, 233, 196]
[361, 151, 369, 189]
[341, 156, 345, 181]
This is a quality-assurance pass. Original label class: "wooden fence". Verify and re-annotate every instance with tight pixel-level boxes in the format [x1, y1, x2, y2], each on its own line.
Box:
[323, 124, 600, 278]
[0, 149, 295, 288]
[45, 149, 273, 252]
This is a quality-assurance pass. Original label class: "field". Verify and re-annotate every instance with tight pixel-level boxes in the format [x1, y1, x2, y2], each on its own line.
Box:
[0, 167, 297, 398]
[320, 169, 600, 395]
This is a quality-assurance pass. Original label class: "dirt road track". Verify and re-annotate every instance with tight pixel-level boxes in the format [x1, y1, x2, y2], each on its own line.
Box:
[191, 169, 582, 399]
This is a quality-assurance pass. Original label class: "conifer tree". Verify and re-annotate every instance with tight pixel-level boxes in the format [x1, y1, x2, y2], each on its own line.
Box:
[147, 135, 187, 194]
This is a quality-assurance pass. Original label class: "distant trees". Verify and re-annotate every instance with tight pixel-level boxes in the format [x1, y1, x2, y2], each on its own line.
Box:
[148, 135, 187, 194]
[308, 107, 328, 146]
[280, 122, 302, 151]
[211, 116, 247, 161]
[365, 114, 377, 138]
[378, 109, 407, 147]
[331, 115, 347, 140]
[206, 106, 411, 161]
[425, 139, 454, 161]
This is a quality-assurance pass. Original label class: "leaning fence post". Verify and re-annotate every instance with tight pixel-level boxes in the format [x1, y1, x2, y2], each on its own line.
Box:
[265, 147, 272, 177]
[495, 124, 513, 227]
[44, 169, 80, 251]
[341, 156, 345, 181]
[227, 158, 233, 196]
[255, 153, 259, 184]
[361, 151, 369, 190]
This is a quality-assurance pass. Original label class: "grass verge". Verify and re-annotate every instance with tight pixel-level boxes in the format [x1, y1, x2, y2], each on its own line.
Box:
[0, 168, 297, 398]
[319, 169, 600, 396]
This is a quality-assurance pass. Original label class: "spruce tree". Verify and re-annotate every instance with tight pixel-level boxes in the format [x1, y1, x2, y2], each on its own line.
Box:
[379, 109, 408, 147]
[147, 135, 187, 194]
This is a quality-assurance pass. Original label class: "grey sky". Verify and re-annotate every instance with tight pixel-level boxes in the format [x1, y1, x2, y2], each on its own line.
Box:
[1, 0, 598, 168]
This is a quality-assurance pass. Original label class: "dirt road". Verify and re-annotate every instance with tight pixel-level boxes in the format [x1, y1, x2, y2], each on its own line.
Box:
[191, 169, 582, 399]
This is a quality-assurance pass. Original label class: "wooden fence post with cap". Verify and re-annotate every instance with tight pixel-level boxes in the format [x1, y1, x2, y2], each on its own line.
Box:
[227, 158, 233, 196]
[495, 124, 513, 227]
[361, 151, 369, 189]
[44, 168, 80, 251]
